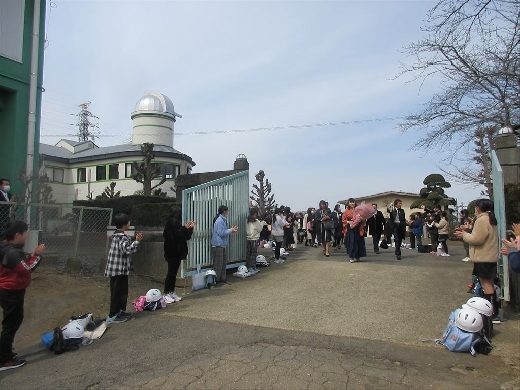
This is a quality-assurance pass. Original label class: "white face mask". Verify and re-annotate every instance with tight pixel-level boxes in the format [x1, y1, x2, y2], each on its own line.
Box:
[2, 185, 10, 192]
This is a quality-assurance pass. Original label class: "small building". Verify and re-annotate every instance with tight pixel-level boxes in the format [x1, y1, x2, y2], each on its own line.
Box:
[338, 191, 423, 218]
[40, 91, 195, 203]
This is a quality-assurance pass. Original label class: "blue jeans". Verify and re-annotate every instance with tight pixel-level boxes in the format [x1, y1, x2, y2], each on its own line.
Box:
[415, 233, 423, 248]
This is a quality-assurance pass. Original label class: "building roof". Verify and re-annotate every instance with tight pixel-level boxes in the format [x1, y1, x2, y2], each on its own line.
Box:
[40, 140, 195, 166]
[338, 191, 420, 204]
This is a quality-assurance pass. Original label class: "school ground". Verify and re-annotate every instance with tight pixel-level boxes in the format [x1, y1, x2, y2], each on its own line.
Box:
[1, 240, 519, 389]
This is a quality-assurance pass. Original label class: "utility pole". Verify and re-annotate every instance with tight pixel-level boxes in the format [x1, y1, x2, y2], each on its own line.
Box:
[74, 101, 100, 142]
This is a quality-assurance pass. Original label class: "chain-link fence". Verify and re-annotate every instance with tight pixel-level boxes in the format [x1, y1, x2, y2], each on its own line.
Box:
[0, 202, 113, 274]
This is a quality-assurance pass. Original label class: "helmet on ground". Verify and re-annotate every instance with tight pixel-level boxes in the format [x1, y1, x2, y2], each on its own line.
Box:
[62, 320, 84, 339]
[256, 255, 266, 263]
[237, 265, 248, 274]
[456, 307, 483, 332]
[280, 248, 286, 255]
[69, 313, 93, 329]
[462, 297, 493, 317]
[145, 288, 162, 302]
[205, 269, 217, 277]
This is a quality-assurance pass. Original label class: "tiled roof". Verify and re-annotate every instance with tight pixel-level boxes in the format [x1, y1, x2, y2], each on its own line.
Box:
[39, 140, 195, 165]
[338, 191, 420, 204]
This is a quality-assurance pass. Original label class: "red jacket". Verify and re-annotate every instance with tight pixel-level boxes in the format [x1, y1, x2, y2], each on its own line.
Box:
[0, 242, 41, 290]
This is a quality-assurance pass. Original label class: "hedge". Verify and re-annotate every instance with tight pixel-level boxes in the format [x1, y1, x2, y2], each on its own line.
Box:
[73, 196, 178, 226]
[131, 203, 177, 228]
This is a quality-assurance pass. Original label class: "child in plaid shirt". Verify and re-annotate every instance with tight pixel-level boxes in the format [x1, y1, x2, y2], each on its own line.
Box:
[105, 213, 143, 323]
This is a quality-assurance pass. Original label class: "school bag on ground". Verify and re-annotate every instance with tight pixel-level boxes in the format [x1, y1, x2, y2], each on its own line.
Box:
[462, 297, 493, 340]
[436, 307, 492, 356]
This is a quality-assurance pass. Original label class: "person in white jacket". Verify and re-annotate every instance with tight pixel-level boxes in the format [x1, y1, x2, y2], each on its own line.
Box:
[246, 207, 266, 274]
[271, 208, 289, 263]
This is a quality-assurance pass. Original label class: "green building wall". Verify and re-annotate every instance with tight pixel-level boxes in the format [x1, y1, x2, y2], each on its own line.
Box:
[0, 0, 46, 199]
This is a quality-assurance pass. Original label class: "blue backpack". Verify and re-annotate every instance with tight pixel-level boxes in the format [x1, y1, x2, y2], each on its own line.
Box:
[437, 309, 492, 356]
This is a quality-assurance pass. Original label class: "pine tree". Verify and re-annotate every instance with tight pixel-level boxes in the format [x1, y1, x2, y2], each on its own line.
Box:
[411, 173, 456, 210]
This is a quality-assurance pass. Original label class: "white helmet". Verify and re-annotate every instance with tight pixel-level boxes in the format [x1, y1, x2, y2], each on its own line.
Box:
[462, 297, 493, 317]
[456, 307, 483, 332]
[237, 265, 248, 274]
[280, 248, 286, 255]
[62, 320, 84, 339]
[205, 269, 217, 277]
[264, 243, 271, 248]
[145, 288, 162, 302]
[256, 255, 266, 263]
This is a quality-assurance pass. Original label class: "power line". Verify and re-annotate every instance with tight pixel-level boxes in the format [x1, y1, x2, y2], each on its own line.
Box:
[39, 116, 401, 138]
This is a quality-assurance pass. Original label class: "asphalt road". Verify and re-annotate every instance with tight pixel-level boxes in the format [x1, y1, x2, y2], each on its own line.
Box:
[1, 240, 519, 389]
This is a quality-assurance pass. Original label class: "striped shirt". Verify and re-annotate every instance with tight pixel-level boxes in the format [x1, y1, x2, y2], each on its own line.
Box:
[104, 231, 140, 277]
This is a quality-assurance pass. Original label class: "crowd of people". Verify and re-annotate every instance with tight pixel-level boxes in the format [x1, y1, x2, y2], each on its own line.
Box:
[1, 197, 519, 371]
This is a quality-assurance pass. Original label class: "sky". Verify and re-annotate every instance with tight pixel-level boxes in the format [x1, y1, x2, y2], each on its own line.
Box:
[40, 0, 485, 211]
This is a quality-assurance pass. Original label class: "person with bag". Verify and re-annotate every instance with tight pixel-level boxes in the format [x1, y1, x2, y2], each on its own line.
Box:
[0, 220, 45, 371]
[211, 205, 238, 284]
[304, 208, 316, 247]
[331, 204, 344, 251]
[316, 200, 334, 257]
[430, 211, 450, 257]
[246, 207, 266, 274]
[454, 199, 500, 322]
[163, 206, 196, 304]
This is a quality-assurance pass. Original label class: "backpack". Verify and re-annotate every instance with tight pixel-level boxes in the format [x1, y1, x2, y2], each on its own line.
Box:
[133, 296, 147, 312]
[49, 327, 82, 355]
[437, 309, 492, 356]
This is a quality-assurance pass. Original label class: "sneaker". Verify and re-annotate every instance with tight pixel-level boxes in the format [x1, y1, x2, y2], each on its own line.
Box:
[274, 259, 282, 263]
[441, 253, 451, 257]
[396, 256, 402, 260]
[118, 310, 133, 318]
[164, 294, 176, 304]
[491, 317, 501, 324]
[106, 314, 128, 324]
[461, 257, 470, 262]
[349, 258, 356, 263]
[0, 359, 26, 372]
[171, 292, 182, 302]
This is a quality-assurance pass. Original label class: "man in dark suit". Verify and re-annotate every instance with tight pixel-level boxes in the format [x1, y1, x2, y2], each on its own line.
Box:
[0, 178, 14, 240]
[386, 199, 406, 260]
[366, 204, 386, 254]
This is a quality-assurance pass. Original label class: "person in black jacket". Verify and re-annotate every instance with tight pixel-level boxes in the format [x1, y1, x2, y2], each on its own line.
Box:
[163, 206, 196, 303]
[386, 199, 406, 260]
[366, 204, 386, 254]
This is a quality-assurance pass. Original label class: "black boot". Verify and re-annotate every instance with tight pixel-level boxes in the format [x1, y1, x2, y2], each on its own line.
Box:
[484, 293, 500, 324]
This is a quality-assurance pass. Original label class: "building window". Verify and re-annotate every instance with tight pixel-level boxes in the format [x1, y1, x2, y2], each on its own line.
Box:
[109, 164, 119, 180]
[96, 165, 106, 181]
[125, 163, 136, 178]
[187, 167, 192, 174]
[77, 168, 86, 183]
[158, 164, 177, 179]
[46, 167, 64, 183]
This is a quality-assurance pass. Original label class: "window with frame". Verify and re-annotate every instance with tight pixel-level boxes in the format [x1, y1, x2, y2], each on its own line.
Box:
[77, 168, 86, 183]
[125, 163, 137, 178]
[96, 165, 106, 181]
[45, 167, 64, 183]
[187, 166, 192, 174]
[109, 164, 119, 180]
[158, 164, 177, 179]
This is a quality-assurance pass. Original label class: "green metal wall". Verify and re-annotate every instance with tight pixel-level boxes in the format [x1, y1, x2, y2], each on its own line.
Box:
[0, 0, 46, 198]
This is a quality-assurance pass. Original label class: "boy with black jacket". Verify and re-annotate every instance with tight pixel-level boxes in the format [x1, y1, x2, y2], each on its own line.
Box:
[0, 220, 45, 371]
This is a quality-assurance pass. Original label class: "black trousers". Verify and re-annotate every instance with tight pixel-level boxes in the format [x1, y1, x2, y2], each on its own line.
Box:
[109, 275, 128, 318]
[409, 232, 416, 249]
[0, 288, 25, 363]
[164, 258, 182, 293]
[393, 227, 404, 257]
[372, 234, 381, 252]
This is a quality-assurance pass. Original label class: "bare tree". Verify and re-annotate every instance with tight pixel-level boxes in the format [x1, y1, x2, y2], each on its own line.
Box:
[397, 0, 520, 191]
[96, 182, 121, 199]
[250, 170, 276, 221]
[132, 143, 166, 196]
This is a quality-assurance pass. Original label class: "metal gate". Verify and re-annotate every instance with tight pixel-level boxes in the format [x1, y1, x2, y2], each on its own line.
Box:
[491, 151, 509, 301]
[181, 171, 249, 276]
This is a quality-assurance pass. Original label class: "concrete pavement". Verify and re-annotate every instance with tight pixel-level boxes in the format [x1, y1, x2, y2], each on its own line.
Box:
[1, 240, 519, 389]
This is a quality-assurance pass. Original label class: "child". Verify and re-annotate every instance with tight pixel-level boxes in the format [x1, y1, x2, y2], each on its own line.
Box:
[105, 213, 143, 323]
[0, 220, 45, 371]
[246, 207, 266, 275]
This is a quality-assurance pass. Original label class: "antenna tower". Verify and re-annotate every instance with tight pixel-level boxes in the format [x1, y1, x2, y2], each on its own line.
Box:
[75, 101, 100, 142]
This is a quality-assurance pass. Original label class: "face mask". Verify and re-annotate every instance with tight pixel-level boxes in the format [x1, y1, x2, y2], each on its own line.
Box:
[2, 185, 10, 192]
